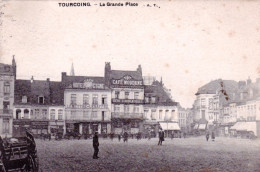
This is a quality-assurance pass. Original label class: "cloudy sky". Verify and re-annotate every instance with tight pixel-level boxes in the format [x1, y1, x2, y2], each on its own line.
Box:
[1, 1, 260, 108]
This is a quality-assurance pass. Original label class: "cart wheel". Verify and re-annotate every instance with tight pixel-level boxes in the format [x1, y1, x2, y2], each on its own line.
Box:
[26, 155, 39, 172]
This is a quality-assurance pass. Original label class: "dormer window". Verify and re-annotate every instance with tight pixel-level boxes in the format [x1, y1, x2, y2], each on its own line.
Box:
[22, 96, 27, 103]
[38, 96, 44, 104]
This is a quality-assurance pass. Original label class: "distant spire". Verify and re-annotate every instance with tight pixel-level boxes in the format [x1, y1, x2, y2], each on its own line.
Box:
[12, 55, 16, 66]
[160, 76, 163, 85]
[70, 62, 75, 76]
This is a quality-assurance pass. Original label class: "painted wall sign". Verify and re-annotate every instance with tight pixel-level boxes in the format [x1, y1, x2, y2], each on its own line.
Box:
[68, 79, 105, 89]
[111, 75, 143, 86]
[112, 98, 144, 104]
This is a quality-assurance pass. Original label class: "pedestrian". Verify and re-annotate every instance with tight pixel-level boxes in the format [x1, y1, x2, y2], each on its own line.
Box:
[211, 131, 215, 141]
[118, 134, 121, 142]
[171, 133, 173, 140]
[123, 132, 128, 142]
[206, 131, 209, 141]
[183, 132, 186, 138]
[110, 133, 114, 141]
[148, 132, 151, 140]
[93, 132, 99, 159]
[158, 130, 165, 146]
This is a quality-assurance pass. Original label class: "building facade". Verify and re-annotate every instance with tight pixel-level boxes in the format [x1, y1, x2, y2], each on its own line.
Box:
[143, 81, 179, 137]
[0, 58, 16, 138]
[62, 73, 111, 135]
[104, 63, 145, 134]
[13, 78, 65, 137]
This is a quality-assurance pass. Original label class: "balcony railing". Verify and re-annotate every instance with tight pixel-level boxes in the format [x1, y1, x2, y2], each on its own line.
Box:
[111, 112, 144, 119]
[65, 111, 110, 121]
[66, 104, 108, 109]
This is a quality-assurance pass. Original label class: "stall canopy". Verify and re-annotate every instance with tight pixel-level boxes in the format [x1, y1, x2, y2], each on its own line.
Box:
[230, 122, 257, 135]
[159, 122, 180, 130]
[198, 124, 207, 130]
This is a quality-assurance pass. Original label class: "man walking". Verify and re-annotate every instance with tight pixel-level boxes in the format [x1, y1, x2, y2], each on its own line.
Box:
[158, 130, 165, 146]
[93, 132, 99, 159]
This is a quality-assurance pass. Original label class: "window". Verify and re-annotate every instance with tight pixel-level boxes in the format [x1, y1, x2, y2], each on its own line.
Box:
[159, 110, 162, 119]
[83, 111, 90, 119]
[124, 105, 130, 112]
[38, 96, 44, 104]
[115, 91, 120, 99]
[151, 110, 156, 120]
[145, 97, 149, 103]
[3, 101, 10, 113]
[24, 109, 29, 119]
[71, 94, 77, 105]
[125, 92, 130, 99]
[71, 110, 77, 120]
[92, 94, 98, 105]
[3, 118, 10, 134]
[151, 97, 156, 103]
[58, 110, 63, 120]
[165, 110, 169, 120]
[115, 105, 120, 112]
[134, 105, 139, 113]
[83, 94, 89, 105]
[102, 95, 107, 105]
[134, 92, 139, 99]
[35, 109, 40, 119]
[50, 109, 55, 120]
[42, 109, 47, 119]
[22, 96, 27, 103]
[171, 110, 175, 119]
[144, 110, 149, 118]
[102, 111, 105, 121]
[4, 82, 10, 94]
[201, 98, 206, 107]
[92, 111, 98, 118]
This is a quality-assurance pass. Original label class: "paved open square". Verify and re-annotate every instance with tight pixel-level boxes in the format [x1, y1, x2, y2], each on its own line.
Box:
[37, 137, 260, 172]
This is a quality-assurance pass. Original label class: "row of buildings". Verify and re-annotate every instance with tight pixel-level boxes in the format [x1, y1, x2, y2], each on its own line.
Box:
[0, 58, 182, 138]
[192, 77, 260, 138]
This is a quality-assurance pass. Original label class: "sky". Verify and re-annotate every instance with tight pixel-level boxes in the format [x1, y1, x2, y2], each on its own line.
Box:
[1, 1, 260, 108]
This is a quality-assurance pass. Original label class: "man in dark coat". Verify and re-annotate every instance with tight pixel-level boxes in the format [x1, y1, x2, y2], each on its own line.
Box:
[211, 131, 215, 141]
[206, 131, 210, 141]
[93, 132, 99, 159]
[158, 130, 165, 145]
[123, 132, 128, 142]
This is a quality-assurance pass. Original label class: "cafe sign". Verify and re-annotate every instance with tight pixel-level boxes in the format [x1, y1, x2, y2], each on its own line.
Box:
[111, 75, 143, 86]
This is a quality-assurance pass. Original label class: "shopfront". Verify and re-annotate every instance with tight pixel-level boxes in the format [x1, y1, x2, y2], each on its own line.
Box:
[31, 121, 49, 137]
[13, 119, 31, 137]
[49, 120, 65, 135]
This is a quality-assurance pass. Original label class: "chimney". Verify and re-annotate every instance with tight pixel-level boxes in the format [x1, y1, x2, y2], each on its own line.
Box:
[137, 64, 142, 75]
[105, 62, 111, 86]
[12, 55, 17, 80]
[61, 72, 67, 81]
[70, 62, 75, 76]
[31, 76, 34, 83]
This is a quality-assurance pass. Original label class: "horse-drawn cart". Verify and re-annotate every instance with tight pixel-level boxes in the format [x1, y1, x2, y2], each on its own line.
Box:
[0, 131, 39, 172]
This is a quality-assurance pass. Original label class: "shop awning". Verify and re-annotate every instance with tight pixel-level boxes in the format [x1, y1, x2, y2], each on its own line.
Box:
[159, 122, 180, 130]
[230, 122, 256, 134]
[198, 124, 207, 130]
[193, 124, 199, 129]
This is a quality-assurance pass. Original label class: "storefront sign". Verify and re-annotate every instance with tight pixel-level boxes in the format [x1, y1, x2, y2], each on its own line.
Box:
[112, 98, 144, 104]
[68, 79, 105, 89]
[31, 121, 48, 126]
[111, 75, 143, 86]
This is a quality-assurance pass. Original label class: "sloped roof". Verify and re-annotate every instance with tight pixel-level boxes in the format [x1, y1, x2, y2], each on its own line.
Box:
[0, 63, 15, 75]
[110, 70, 142, 80]
[195, 79, 238, 95]
[62, 75, 105, 87]
[14, 79, 64, 106]
[144, 81, 177, 106]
